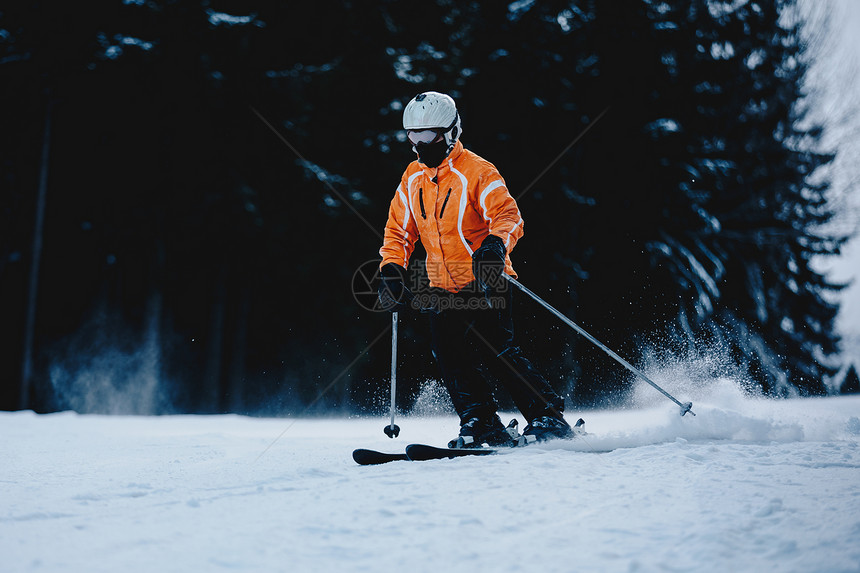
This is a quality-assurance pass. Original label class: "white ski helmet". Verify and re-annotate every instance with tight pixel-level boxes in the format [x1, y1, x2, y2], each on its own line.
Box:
[402, 91, 462, 149]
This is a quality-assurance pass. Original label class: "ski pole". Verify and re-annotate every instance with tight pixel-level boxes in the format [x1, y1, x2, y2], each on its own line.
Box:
[502, 274, 695, 416]
[384, 311, 401, 437]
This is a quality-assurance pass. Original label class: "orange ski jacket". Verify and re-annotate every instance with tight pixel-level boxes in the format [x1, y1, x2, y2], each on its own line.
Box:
[379, 141, 524, 293]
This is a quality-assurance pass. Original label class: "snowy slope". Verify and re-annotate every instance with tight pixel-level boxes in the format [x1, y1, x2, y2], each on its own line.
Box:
[3, 385, 859, 573]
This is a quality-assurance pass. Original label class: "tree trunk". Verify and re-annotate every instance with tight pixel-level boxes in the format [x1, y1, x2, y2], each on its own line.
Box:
[227, 285, 250, 413]
[203, 268, 226, 412]
[19, 99, 52, 410]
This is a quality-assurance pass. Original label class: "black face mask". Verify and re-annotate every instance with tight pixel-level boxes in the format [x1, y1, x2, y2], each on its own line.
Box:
[416, 139, 451, 168]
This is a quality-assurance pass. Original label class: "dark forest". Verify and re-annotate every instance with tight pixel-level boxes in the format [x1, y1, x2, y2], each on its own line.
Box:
[0, 0, 847, 415]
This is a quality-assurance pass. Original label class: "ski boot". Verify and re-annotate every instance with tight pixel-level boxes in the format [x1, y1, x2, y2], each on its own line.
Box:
[448, 415, 518, 449]
[523, 415, 585, 443]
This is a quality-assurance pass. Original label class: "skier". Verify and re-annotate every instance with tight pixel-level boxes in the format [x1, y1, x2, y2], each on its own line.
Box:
[377, 91, 576, 447]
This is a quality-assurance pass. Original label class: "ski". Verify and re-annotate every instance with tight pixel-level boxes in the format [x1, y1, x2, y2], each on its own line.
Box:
[352, 448, 409, 466]
[353, 418, 586, 465]
[405, 443, 497, 461]
[351, 446, 493, 465]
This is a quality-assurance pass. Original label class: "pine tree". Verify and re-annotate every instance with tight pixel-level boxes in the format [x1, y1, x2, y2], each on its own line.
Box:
[841, 365, 859, 394]
[682, 0, 841, 396]
[554, 0, 841, 399]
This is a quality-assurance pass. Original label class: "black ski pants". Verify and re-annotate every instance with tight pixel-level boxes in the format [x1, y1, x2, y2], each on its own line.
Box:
[428, 281, 565, 425]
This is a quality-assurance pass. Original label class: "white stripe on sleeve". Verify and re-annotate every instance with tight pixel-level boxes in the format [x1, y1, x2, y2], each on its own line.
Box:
[479, 180, 505, 222]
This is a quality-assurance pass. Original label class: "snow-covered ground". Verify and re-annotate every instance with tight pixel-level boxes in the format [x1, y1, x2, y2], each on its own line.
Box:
[3, 381, 859, 573]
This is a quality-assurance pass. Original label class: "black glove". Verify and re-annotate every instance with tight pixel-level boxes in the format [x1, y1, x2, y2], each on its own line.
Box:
[472, 235, 506, 291]
[377, 263, 414, 312]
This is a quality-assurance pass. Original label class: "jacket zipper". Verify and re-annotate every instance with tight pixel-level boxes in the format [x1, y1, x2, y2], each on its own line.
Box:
[439, 189, 452, 219]
[419, 188, 426, 219]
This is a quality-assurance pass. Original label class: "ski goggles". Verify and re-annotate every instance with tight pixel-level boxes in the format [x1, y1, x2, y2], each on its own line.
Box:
[406, 129, 443, 145]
